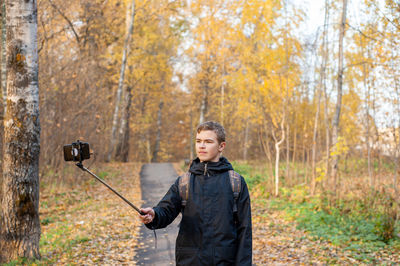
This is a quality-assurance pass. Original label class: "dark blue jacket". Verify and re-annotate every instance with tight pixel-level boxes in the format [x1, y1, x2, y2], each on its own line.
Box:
[146, 157, 252, 266]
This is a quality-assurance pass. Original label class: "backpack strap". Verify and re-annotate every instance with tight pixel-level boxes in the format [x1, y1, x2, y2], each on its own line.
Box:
[229, 170, 241, 213]
[179, 172, 191, 206]
[178, 170, 241, 212]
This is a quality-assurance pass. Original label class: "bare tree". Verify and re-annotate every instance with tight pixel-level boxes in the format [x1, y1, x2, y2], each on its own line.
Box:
[0, 0, 41, 261]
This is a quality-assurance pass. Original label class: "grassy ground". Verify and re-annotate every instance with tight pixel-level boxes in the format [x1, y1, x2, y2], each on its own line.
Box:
[232, 160, 400, 265]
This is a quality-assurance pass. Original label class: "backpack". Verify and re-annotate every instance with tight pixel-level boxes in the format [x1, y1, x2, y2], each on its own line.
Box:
[178, 170, 241, 213]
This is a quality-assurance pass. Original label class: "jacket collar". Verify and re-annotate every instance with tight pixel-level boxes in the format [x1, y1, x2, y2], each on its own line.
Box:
[189, 157, 233, 176]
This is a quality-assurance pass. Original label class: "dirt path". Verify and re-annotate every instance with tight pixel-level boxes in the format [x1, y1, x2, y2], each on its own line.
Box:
[134, 163, 180, 266]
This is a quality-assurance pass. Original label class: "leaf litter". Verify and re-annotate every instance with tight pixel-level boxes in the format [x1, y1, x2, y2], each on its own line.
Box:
[40, 162, 143, 264]
[40, 162, 399, 265]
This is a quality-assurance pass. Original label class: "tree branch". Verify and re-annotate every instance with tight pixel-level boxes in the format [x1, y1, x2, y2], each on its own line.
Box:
[48, 0, 80, 44]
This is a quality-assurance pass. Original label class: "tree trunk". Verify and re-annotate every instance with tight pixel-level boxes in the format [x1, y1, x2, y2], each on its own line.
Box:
[220, 59, 225, 123]
[323, 80, 331, 190]
[0, 0, 5, 200]
[115, 86, 133, 162]
[107, 0, 135, 162]
[259, 127, 274, 179]
[0, 0, 41, 261]
[371, 78, 378, 190]
[394, 77, 400, 200]
[330, 0, 347, 201]
[243, 119, 249, 161]
[190, 107, 194, 160]
[152, 100, 164, 163]
[199, 83, 208, 124]
[311, 87, 321, 195]
[311, 0, 329, 195]
[292, 112, 297, 164]
[272, 118, 285, 197]
[285, 121, 290, 184]
[362, 47, 373, 188]
[1, 0, 6, 112]
[396, 123, 399, 198]
[146, 133, 151, 163]
[284, 2, 290, 186]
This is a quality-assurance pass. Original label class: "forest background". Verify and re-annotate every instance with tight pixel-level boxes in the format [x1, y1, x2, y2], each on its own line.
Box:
[0, 0, 400, 264]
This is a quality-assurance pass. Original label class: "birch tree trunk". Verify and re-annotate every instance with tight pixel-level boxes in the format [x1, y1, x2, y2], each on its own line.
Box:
[0, 0, 5, 199]
[199, 86, 208, 125]
[0, 0, 41, 261]
[311, 0, 329, 195]
[272, 118, 285, 197]
[1, 0, 6, 111]
[107, 0, 135, 162]
[330, 0, 347, 201]
[323, 78, 331, 189]
[115, 86, 132, 162]
[284, 0, 290, 185]
[311, 87, 322, 195]
[363, 50, 373, 188]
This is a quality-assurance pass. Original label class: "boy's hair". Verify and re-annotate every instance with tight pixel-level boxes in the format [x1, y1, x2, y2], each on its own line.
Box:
[197, 121, 226, 144]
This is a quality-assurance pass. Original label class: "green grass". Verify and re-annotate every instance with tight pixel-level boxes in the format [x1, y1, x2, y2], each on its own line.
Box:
[232, 160, 400, 263]
[3, 257, 43, 266]
[231, 161, 267, 189]
[269, 199, 400, 262]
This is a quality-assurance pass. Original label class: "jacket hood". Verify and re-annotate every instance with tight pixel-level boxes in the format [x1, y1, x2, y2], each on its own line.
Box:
[189, 156, 233, 176]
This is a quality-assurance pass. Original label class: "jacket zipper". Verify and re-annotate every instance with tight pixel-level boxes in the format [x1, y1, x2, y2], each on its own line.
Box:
[204, 162, 208, 176]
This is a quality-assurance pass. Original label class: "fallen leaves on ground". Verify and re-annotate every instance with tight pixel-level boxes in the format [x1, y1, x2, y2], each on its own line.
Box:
[40, 162, 142, 265]
[40, 162, 399, 265]
[252, 199, 400, 265]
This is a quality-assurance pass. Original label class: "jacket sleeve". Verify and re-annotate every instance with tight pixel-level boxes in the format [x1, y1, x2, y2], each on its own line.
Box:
[145, 177, 182, 230]
[235, 176, 252, 266]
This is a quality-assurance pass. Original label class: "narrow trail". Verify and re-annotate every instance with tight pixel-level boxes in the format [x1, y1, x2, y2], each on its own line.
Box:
[134, 163, 180, 266]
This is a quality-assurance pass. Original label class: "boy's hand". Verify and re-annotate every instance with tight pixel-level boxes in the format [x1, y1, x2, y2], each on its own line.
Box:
[139, 207, 155, 224]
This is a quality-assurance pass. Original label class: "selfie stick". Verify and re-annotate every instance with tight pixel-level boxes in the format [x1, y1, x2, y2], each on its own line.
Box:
[76, 162, 144, 215]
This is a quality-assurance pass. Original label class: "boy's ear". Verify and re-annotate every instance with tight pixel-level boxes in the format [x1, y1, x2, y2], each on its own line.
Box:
[218, 142, 226, 152]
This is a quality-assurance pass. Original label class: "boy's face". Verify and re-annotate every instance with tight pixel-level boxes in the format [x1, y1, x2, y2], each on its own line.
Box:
[195, 130, 225, 162]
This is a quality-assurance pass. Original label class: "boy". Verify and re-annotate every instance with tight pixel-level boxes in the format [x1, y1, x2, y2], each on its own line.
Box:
[140, 121, 252, 265]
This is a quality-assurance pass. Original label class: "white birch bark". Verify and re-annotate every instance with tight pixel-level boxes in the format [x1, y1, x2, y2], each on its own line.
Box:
[311, 0, 329, 195]
[107, 0, 135, 162]
[0, 0, 41, 261]
[199, 86, 207, 125]
[271, 117, 285, 197]
[1, 0, 6, 112]
[115, 85, 133, 162]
